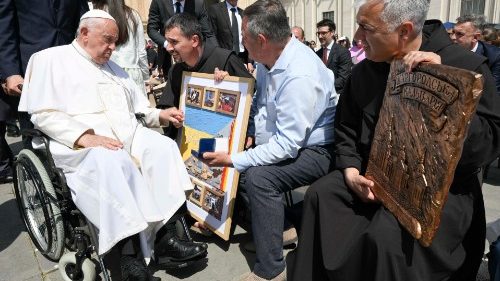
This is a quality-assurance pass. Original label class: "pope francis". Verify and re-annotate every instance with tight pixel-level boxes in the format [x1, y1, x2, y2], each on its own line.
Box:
[18, 9, 207, 272]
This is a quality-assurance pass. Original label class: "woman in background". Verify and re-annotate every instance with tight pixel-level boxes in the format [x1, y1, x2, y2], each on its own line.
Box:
[349, 38, 366, 65]
[92, 0, 149, 97]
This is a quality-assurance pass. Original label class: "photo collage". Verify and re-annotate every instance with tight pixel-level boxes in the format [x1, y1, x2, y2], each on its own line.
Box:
[186, 84, 241, 116]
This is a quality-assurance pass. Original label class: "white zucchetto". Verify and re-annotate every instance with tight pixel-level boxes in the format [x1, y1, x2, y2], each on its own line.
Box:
[80, 9, 116, 21]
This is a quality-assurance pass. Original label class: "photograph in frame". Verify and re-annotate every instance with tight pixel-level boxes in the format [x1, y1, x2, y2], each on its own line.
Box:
[189, 178, 206, 207]
[178, 72, 254, 240]
[202, 87, 218, 111]
[216, 89, 240, 117]
[185, 84, 204, 108]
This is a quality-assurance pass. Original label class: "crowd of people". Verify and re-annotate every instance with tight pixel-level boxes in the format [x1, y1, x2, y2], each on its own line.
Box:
[1, 0, 500, 281]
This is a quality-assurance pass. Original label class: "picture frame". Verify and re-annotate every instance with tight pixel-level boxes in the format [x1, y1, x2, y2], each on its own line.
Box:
[216, 89, 240, 117]
[178, 72, 255, 240]
[189, 178, 206, 207]
[202, 87, 218, 111]
[185, 84, 204, 108]
[202, 187, 225, 220]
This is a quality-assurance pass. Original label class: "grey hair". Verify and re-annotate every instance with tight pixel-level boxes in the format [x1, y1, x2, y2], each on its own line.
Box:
[242, 0, 290, 44]
[76, 18, 103, 37]
[354, 0, 429, 34]
[456, 14, 486, 32]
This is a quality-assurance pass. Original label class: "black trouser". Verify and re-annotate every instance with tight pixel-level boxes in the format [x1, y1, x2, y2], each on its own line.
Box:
[0, 121, 13, 176]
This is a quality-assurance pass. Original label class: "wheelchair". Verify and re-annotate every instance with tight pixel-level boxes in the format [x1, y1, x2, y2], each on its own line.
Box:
[13, 121, 202, 281]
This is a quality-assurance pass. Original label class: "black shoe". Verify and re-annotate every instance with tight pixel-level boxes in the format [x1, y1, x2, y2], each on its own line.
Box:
[6, 123, 20, 138]
[155, 236, 207, 263]
[120, 255, 159, 281]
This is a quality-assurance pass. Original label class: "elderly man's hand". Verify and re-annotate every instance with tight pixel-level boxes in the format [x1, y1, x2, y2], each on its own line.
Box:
[160, 107, 184, 128]
[75, 130, 124, 150]
[202, 151, 233, 167]
[402, 51, 441, 73]
[214, 67, 229, 82]
[4, 75, 24, 96]
[344, 167, 378, 203]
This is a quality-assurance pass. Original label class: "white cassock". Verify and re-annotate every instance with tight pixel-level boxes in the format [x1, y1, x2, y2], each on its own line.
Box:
[18, 41, 193, 258]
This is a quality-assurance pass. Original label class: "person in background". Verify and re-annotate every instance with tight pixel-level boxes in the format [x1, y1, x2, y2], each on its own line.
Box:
[482, 26, 500, 47]
[208, 0, 253, 72]
[310, 40, 319, 51]
[292, 26, 305, 43]
[316, 19, 352, 95]
[146, 39, 158, 76]
[92, 0, 149, 97]
[0, 0, 89, 183]
[452, 14, 500, 94]
[337, 36, 351, 49]
[349, 38, 366, 64]
[444, 21, 455, 38]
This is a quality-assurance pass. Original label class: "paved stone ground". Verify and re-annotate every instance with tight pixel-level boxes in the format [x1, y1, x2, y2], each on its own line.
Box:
[0, 135, 497, 281]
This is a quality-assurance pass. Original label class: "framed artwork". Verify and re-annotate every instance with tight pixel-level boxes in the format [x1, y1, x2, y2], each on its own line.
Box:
[216, 89, 240, 116]
[185, 84, 204, 108]
[178, 72, 255, 240]
[202, 87, 218, 111]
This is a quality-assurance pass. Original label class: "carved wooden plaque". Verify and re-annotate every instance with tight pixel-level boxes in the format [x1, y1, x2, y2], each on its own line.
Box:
[365, 60, 483, 247]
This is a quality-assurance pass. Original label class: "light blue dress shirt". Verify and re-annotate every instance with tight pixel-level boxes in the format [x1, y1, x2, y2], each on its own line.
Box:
[231, 37, 338, 172]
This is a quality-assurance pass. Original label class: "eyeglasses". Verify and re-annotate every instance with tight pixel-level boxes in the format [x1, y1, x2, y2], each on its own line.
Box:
[316, 31, 331, 36]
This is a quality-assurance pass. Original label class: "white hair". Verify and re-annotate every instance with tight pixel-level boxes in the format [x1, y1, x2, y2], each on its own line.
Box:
[354, 0, 430, 34]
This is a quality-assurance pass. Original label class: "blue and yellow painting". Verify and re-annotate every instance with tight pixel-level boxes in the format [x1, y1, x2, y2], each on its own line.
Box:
[181, 104, 236, 193]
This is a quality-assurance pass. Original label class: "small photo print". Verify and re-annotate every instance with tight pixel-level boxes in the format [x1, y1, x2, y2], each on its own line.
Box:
[216, 90, 240, 116]
[202, 88, 218, 111]
[189, 179, 205, 207]
[202, 187, 225, 220]
[186, 84, 204, 108]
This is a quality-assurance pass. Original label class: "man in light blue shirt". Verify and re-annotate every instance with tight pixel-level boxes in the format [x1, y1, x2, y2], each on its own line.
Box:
[203, 0, 337, 280]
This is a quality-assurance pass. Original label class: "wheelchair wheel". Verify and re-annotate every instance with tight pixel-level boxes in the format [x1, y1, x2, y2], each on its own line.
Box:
[14, 149, 65, 261]
[59, 252, 96, 281]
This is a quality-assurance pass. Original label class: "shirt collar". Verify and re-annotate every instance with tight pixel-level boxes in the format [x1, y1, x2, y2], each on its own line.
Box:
[173, 0, 185, 8]
[471, 41, 478, 52]
[269, 36, 298, 72]
[226, 1, 237, 11]
[326, 40, 334, 50]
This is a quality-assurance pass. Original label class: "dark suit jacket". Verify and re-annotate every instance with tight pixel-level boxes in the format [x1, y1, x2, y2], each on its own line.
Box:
[0, 0, 88, 120]
[147, 0, 217, 73]
[475, 40, 500, 94]
[208, 1, 248, 62]
[316, 43, 352, 95]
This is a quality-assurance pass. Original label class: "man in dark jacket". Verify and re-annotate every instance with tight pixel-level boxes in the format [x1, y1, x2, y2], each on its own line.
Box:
[158, 13, 252, 139]
[315, 19, 352, 95]
[0, 0, 89, 182]
[208, 0, 252, 72]
[452, 14, 500, 94]
[291, 0, 500, 281]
